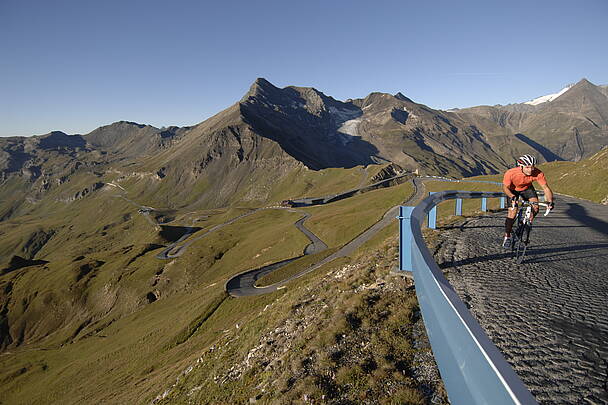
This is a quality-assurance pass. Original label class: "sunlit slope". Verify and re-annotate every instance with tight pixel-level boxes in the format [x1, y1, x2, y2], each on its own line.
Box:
[0, 172, 428, 404]
[465, 147, 608, 204]
[302, 181, 414, 247]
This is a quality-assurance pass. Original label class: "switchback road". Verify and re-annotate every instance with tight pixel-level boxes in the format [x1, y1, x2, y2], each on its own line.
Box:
[226, 178, 426, 296]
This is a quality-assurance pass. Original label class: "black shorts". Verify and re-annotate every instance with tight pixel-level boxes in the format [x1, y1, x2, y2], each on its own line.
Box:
[512, 186, 538, 201]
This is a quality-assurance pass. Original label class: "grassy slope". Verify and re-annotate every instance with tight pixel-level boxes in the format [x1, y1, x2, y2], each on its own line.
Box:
[463, 147, 608, 204]
[268, 164, 390, 202]
[0, 202, 313, 405]
[0, 164, 412, 404]
[153, 224, 447, 405]
[103, 162, 390, 211]
[301, 181, 415, 248]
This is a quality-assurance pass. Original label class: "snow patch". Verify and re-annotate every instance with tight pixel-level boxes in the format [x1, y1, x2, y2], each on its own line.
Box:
[329, 106, 363, 145]
[524, 85, 573, 105]
[338, 118, 361, 137]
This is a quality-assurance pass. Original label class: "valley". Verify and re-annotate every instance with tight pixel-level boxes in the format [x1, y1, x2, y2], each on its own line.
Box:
[1, 77, 607, 404]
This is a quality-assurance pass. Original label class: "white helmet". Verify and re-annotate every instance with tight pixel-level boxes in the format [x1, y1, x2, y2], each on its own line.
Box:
[516, 154, 537, 166]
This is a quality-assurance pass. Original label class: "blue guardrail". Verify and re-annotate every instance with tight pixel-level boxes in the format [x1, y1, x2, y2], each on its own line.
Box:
[399, 190, 538, 405]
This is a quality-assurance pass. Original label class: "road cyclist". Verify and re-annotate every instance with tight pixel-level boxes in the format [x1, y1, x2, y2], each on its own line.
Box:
[501, 154, 555, 249]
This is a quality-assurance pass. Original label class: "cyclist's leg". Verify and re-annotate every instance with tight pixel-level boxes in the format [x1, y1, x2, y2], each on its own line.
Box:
[503, 190, 519, 248]
[522, 186, 539, 221]
[505, 189, 519, 237]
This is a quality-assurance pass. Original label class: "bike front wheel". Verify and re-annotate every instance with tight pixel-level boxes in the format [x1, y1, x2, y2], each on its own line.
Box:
[514, 238, 527, 264]
[514, 224, 530, 264]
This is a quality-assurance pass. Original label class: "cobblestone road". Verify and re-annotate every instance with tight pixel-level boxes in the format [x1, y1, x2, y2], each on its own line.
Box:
[434, 195, 608, 404]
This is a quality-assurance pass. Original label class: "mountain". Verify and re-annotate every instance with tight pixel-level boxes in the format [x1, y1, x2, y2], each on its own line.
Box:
[447, 79, 608, 163]
[237, 78, 510, 176]
[346, 92, 507, 176]
[2, 77, 607, 220]
[0, 78, 511, 220]
[239, 78, 381, 169]
[85, 121, 187, 157]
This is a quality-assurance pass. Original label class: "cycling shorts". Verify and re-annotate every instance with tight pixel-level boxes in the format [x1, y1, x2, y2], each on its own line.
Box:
[512, 186, 538, 201]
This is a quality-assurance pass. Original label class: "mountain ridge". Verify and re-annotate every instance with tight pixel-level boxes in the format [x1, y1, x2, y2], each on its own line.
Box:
[446, 78, 608, 162]
[1, 77, 606, 219]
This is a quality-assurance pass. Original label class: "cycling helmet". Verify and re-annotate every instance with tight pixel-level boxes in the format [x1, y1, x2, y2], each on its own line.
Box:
[516, 154, 537, 166]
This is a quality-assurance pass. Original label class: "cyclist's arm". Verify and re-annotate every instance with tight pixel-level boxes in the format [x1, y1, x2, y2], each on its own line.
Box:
[502, 184, 516, 199]
[540, 184, 554, 203]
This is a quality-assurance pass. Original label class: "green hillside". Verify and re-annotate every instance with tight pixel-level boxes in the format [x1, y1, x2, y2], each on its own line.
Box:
[0, 166, 447, 404]
[539, 147, 608, 204]
[465, 147, 608, 204]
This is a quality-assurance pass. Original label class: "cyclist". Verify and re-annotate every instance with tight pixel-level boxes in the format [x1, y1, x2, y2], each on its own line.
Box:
[502, 154, 555, 248]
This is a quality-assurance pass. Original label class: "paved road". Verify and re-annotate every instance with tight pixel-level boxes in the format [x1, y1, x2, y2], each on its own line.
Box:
[226, 178, 427, 297]
[156, 209, 262, 259]
[294, 212, 328, 255]
[434, 195, 608, 404]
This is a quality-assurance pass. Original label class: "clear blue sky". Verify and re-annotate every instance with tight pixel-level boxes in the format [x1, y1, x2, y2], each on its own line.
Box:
[1, 0, 607, 137]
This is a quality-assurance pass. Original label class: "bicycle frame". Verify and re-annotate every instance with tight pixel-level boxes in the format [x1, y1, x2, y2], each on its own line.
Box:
[511, 200, 551, 264]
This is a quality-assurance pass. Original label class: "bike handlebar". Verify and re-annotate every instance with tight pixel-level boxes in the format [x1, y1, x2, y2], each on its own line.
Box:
[516, 201, 553, 216]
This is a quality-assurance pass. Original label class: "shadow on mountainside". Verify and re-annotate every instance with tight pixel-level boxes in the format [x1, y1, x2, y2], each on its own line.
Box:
[514, 133, 564, 162]
[159, 225, 202, 243]
[1, 256, 49, 275]
[240, 89, 380, 170]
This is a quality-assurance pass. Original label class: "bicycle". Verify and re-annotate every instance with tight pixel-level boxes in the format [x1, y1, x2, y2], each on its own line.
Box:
[511, 200, 552, 264]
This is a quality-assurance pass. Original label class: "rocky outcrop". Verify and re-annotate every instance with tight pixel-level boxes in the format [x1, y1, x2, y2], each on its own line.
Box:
[1, 256, 49, 275]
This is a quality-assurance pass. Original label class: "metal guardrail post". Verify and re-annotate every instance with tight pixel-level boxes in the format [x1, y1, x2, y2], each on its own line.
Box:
[398, 206, 414, 271]
[428, 192, 437, 229]
[481, 197, 488, 212]
[455, 198, 463, 216]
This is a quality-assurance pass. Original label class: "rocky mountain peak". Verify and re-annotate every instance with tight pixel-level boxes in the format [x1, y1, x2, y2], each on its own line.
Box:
[36, 131, 86, 150]
[113, 121, 148, 128]
[576, 78, 592, 86]
[240, 77, 282, 102]
[353, 91, 411, 111]
[240, 78, 350, 120]
[83, 120, 161, 154]
[546, 77, 607, 108]
[568, 78, 600, 93]
[394, 92, 413, 102]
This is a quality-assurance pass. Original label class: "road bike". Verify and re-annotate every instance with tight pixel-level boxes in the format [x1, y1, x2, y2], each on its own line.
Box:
[511, 200, 552, 264]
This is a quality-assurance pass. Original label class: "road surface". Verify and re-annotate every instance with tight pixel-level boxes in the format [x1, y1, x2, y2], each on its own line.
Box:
[434, 195, 608, 404]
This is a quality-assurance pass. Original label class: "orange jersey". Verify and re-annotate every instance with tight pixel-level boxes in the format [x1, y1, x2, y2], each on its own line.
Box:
[503, 167, 547, 191]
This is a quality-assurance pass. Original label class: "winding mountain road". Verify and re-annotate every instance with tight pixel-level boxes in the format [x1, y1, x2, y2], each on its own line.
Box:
[434, 195, 608, 404]
[225, 177, 426, 296]
[155, 209, 263, 259]
[294, 212, 328, 255]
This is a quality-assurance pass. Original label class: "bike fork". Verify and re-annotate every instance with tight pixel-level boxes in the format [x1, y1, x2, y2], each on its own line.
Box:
[524, 224, 531, 244]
